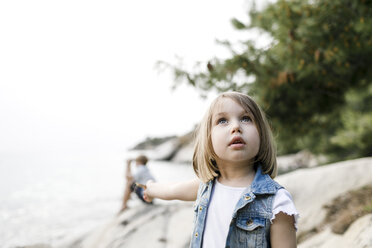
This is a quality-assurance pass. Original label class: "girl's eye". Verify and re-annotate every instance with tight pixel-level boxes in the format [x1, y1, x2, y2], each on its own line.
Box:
[241, 116, 252, 123]
[217, 118, 228, 124]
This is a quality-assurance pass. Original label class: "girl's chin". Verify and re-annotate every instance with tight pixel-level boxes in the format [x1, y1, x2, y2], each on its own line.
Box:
[224, 157, 255, 164]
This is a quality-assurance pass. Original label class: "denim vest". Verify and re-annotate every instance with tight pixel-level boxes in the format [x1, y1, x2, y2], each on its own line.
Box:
[190, 166, 283, 248]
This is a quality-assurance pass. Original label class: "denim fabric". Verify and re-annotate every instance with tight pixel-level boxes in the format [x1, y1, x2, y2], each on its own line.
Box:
[190, 166, 283, 248]
[130, 183, 153, 204]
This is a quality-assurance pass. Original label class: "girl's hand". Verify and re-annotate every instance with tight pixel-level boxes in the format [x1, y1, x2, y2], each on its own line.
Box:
[143, 180, 155, 203]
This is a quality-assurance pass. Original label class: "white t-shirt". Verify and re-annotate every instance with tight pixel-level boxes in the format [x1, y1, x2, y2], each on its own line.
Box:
[133, 165, 155, 184]
[202, 180, 299, 248]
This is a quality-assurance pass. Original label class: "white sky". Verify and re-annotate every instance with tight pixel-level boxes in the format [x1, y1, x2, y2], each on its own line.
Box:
[0, 0, 252, 157]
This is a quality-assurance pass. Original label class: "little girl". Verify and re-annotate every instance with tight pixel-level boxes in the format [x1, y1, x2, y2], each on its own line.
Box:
[144, 92, 298, 248]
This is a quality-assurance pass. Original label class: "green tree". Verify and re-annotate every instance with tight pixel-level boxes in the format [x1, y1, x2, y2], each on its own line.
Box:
[161, 0, 372, 159]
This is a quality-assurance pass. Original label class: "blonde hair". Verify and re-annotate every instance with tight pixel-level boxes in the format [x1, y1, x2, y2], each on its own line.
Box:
[192, 92, 277, 182]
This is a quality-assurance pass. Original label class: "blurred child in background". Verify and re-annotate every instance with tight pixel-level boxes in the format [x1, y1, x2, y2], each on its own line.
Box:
[119, 155, 155, 212]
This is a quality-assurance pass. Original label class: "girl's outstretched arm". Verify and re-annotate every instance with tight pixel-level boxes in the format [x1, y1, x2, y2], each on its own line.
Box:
[144, 178, 199, 202]
[270, 212, 297, 248]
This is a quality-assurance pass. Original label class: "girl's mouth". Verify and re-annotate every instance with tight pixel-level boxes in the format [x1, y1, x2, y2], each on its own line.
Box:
[229, 136, 246, 147]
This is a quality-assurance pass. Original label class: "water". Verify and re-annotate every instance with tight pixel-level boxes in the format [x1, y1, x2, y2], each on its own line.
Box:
[0, 151, 195, 248]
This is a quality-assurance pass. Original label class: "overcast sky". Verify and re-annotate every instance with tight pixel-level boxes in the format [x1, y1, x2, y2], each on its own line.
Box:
[0, 0, 255, 159]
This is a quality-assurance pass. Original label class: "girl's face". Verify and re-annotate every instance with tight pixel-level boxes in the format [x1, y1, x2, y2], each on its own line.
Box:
[210, 97, 260, 166]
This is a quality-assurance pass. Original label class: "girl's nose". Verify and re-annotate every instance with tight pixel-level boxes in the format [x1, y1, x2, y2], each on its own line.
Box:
[231, 119, 242, 133]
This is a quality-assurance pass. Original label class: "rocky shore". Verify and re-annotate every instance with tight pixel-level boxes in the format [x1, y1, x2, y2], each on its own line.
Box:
[61, 156, 372, 248]
[19, 133, 371, 248]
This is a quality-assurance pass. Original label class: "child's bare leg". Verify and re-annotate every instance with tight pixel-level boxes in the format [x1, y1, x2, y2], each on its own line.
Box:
[120, 180, 133, 212]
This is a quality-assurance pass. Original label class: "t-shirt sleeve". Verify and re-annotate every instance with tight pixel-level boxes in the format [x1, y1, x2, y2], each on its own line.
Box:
[271, 188, 299, 230]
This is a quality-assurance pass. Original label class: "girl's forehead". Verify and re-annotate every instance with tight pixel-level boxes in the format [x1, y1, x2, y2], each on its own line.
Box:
[212, 97, 249, 114]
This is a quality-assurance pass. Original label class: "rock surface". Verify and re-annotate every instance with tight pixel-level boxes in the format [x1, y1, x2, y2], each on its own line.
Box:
[171, 141, 194, 164]
[276, 150, 327, 173]
[149, 138, 182, 161]
[276, 157, 372, 236]
[17, 245, 52, 248]
[299, 214, 372, 248]
[74, 202, 194, 248]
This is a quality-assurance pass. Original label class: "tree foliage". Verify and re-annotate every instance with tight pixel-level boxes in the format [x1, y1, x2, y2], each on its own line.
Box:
[161, 0, 372, 159]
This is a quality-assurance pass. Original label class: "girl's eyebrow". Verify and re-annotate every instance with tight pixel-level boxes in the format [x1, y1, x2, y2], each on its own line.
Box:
[214, 112, 227, 117]
[214, 109, 253, 115]
[212, 112, 230, 120]
[213, 111, 253, 120]
[244, 110, 254, 116]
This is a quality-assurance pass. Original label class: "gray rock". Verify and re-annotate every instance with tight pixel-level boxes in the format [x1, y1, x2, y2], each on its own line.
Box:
[147, 138, 181, 161]
[76, 203, 193, 248]
[16, 245, 52, 248]
[171, 142, 194, 164]
[276, 157, 372, 236]
[277, 150, 327, 173]
[299, 214, 372, 248]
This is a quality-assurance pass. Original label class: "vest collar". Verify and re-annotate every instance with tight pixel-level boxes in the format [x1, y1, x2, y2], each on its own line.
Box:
[205, 165, 279, 195]
[250, 166, 280, 195]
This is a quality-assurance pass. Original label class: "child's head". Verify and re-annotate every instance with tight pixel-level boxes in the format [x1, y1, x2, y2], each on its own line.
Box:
[193, 92, 277, 182]
[135, 155, 148, 165]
